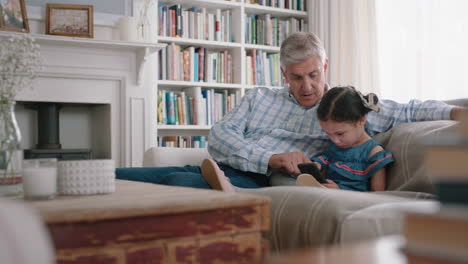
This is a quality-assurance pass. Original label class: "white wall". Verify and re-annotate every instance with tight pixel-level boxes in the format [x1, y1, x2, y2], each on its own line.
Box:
[26, 0, 133, 16]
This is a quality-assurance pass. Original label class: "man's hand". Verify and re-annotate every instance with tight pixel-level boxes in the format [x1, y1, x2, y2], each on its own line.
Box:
[268, 152, 312, 176]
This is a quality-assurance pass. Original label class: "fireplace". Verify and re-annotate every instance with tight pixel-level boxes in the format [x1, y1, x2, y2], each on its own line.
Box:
[4, 13, 163, 167]
[23, 102, 92, 160]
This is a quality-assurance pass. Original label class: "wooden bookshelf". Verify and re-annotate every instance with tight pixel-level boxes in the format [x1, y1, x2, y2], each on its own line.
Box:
[154, 0, 310, 148]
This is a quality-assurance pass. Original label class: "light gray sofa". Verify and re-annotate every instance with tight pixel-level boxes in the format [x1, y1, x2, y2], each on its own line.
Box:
[143, 101, 467, 253]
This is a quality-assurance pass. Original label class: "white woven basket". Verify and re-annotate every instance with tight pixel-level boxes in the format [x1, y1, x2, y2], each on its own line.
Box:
[57, 160, 115, 195]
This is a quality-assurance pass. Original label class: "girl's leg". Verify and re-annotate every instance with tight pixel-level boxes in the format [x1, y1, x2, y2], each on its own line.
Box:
[296, 174, 325, 188]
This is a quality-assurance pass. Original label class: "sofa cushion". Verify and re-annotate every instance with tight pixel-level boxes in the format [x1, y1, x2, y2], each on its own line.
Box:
[143, 147, 211, 167]
[339, 200, 439, 243]
[374, 120, 459, 193]
[241, 186, 432, 252]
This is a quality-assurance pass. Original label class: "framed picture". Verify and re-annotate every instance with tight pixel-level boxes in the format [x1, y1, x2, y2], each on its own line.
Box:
[0, 0, 30, 32]
[46, 4, 93, 38]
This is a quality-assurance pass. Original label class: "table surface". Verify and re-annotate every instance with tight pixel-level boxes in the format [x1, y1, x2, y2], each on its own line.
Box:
[25, 179, 270, 224]
[264, 236, 407, 264]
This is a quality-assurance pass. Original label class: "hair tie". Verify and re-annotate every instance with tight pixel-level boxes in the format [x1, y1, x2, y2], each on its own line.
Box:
[356, 90, 380, 112]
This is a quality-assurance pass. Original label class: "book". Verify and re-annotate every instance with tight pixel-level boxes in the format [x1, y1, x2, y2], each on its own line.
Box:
[424, 144, 468, 206]
[182, 49, 190, 81]
[162, 136, 178, 147]
[169, 4, 182, 37]
[403, 208, 468, 263]
[185, 86, 206, 126]
[196, 47, 205, 82]
[165, 91, 176, 125]
[425, 145, 468, 180]
[455, 110, 468, 137]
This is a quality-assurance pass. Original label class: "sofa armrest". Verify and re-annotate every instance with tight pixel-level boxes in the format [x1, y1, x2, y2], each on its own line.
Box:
[143, 147, 212, 167]
[374, 120, 459, 193]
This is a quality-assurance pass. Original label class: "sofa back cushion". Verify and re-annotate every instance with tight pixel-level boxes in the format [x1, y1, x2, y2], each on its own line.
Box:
[374, 120, 459, 193]
[143, 147, 211, 167]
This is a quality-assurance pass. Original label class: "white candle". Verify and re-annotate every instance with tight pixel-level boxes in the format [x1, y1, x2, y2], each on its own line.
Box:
[119, 16, 139, 42]
[22, 160, 57, 200]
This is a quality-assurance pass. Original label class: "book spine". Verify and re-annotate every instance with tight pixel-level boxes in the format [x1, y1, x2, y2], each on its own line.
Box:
[165, 91, 175, 125]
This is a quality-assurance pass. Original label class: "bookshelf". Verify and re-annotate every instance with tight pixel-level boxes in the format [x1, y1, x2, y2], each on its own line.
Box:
[154, 0, 310, 148]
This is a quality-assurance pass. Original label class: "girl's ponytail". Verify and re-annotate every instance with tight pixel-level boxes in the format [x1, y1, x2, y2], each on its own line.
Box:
[356, 90, 380, 112]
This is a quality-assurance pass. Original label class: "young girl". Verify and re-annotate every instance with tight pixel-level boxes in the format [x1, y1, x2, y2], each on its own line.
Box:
[297, 86, 394, 192]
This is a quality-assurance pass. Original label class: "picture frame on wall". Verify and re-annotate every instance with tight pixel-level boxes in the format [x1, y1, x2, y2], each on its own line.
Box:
[0, 0, 30, 32]
[46, 4, 93, 38]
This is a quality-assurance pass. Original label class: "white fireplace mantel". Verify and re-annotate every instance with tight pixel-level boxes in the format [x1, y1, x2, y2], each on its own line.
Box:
[1, 31, 165, 167]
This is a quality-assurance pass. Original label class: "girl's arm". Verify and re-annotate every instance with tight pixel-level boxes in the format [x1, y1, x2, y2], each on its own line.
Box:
[370, 168, 386, 191]
[369, 146, 387, 191]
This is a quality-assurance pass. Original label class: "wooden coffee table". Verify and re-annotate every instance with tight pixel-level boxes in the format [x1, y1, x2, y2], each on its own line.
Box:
[26, 180, 270, 264]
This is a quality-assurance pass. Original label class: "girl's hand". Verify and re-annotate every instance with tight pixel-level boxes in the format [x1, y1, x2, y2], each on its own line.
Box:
[322, 179, 340, 189]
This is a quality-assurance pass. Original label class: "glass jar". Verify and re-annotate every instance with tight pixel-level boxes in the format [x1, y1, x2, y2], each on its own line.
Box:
[0, 102, 23, 196]
[23, 158, 57, 200]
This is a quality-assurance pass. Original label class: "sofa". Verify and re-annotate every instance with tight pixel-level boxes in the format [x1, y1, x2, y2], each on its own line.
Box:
[142, 100, 467, 253]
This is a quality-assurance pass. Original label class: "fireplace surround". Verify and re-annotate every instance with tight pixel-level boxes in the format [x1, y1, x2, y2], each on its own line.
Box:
[2, 9, 164, 167]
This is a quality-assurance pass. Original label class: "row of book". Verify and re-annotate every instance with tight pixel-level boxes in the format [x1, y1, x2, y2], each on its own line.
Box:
[246, 50, 282, 86]
[245, 0, 306, 11]
[158, 136, 208, 148]
[402, 110, 468, 264]
[157, 87, 241, 126]
[158, 44, 233, 83]
[245, 14, 307, 46]
[158, 4, 233, 42]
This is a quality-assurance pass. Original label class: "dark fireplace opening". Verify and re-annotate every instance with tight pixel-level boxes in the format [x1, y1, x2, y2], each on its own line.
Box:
[24, 102, 92, 160]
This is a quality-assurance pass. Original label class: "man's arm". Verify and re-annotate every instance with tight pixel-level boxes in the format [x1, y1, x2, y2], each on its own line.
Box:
[208, 89, 277, 175]
[366, 99, 455, 134]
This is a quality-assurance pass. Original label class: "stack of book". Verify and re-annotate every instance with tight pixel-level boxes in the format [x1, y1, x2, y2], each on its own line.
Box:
[402, 110, 468, 264]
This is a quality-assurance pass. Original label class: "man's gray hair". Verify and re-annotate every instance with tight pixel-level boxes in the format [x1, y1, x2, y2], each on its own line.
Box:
[280, 32, 327, 68]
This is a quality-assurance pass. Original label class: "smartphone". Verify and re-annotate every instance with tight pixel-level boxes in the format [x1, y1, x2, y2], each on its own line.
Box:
[297, 163, 327, 184]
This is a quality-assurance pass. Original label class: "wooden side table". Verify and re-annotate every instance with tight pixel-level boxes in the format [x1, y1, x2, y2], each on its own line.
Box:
[26, 180, 270, 264]
[264, 236, 406, 264]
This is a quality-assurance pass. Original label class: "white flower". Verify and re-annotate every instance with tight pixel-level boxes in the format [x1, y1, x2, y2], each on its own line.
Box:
[0, 34, 42, 103]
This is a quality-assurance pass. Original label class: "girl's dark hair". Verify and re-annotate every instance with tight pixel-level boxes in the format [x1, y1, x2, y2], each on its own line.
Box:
[317, 86, 379, 122]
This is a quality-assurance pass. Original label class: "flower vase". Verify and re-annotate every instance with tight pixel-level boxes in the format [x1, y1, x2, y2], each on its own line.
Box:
[0, 102, 23, 196]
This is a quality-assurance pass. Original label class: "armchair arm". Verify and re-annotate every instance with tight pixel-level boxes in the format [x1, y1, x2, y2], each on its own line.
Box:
[143, 147, 211, 167]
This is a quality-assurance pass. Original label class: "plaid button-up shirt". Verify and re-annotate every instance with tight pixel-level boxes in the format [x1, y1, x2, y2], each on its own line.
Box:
[208, 87, 453, 175]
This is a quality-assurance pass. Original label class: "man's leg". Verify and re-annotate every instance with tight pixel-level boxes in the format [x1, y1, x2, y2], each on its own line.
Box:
[269, 169, 297, 186]
[115, 166, 211, 189]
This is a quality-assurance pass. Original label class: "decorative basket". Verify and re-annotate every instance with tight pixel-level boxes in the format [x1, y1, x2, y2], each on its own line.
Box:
[57, 160, 115, 195]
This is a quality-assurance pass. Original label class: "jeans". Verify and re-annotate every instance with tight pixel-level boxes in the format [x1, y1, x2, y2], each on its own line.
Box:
[115, 163, 270, 189]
